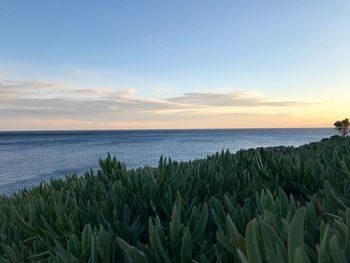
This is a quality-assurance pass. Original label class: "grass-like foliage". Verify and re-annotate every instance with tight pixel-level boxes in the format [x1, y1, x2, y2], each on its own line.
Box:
[1, 136, 350, 262]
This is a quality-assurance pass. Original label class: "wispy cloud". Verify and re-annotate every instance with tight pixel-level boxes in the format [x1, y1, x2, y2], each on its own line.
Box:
[154, 86, 172, 94]
[166, 91, 307, 107]
[69, 68, 88, 76]
[0, 78, 320, 130]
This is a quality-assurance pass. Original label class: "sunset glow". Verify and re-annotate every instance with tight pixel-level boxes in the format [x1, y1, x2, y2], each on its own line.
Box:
[1, 1, 349, 130]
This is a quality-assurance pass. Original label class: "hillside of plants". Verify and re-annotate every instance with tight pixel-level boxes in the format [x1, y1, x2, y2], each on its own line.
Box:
[0, 136, 350, 262]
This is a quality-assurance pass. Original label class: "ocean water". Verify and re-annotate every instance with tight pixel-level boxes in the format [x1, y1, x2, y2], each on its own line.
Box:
[0, 128, 336, 195]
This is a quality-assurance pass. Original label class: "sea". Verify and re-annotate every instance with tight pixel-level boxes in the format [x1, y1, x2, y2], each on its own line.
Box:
[0, 128, 336, 195]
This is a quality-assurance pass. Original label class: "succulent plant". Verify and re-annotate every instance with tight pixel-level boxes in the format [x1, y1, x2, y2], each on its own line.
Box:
[0, 137, 349, 262]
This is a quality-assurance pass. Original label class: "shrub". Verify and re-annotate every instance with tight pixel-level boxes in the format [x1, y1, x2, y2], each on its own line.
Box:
[0, 137, 350, 262]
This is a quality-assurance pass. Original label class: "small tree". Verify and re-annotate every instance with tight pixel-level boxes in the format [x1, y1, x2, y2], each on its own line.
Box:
[334, 118, 350, 138]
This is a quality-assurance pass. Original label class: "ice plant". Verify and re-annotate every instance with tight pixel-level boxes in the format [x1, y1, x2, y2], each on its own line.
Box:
[0, 137, 349, 262]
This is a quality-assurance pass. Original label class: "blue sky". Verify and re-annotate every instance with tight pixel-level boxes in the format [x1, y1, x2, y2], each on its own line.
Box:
[0, 1, 349, 130]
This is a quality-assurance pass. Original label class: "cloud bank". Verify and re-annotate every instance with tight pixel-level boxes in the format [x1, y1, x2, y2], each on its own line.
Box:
[0, 78, 321, 130]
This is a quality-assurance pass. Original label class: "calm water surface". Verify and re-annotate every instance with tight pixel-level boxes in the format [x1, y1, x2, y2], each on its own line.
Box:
[0, 128, 335, 194]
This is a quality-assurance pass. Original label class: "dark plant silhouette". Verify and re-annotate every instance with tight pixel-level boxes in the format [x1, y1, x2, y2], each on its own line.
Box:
[334, 118, 350, 138]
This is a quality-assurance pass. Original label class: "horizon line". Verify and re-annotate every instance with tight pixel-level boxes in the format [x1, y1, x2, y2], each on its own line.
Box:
[0, 127, 333, 133]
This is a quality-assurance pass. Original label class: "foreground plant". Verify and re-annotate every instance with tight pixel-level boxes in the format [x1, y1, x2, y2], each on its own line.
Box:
[0, 137, 350, 262]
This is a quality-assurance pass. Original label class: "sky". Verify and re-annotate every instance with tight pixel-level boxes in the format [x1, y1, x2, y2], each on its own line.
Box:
[0, 0, 349, 130]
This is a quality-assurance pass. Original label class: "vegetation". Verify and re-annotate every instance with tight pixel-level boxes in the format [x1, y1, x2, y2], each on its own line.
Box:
[334, 118, 350, 138]
[0, 137, 350, 262]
